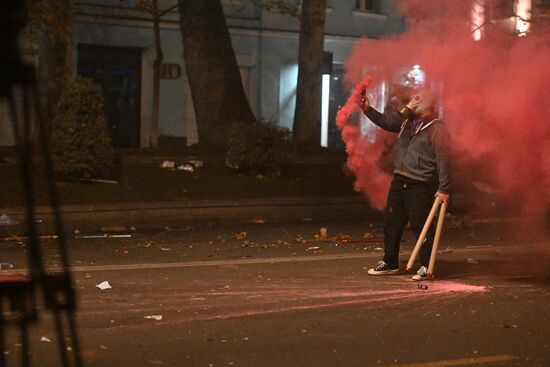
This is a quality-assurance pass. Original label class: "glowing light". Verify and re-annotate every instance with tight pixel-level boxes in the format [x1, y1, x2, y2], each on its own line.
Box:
[320, 74, 330, 147]
[516, 0, 531, 36]
[471, 0, 484, 41]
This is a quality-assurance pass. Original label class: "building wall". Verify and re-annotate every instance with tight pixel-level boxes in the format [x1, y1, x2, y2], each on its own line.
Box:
[0, 0, 406, 147]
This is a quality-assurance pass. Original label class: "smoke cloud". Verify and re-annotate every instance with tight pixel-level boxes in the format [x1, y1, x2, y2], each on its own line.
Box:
[337, 0, 550, 214]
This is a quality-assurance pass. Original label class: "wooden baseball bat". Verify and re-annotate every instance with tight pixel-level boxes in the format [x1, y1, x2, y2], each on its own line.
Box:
[406, 197, 442, 272]
[427, 201, 447, 278]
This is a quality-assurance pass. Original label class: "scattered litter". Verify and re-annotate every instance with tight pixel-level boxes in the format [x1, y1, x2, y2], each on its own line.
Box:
[303, 217, 312, 222]
[87, 178, 118, 185]
[99, 345, 107, 350]
[144, 315, 163, 321]
[178, 164, 194, 173]
[339, 238, 383, 243]
[75, 234, 107, 239]
[160, 247, 171, 251]
[40, 336, 52, 343]
[374, 247, 383, 251]
[0, 263, 15, 270]
[0, 214, 19, 226]
[96, 281, 112, 290]
[188, 159, 204, 168]
[503, 323, 517, 329]
[335, 233, 352, 240]
[109, 234, 132, 238]
[417, 284, 429, 290]
[363, 232, 374, 239]
[306, 246, 320, 251]
[314, 227, 328, 240]
[466, 245, 493, 249]
[235, 232, 247, 240]
[161, 161, 175, 169]
[467, 258, 479, 264]
[441, 247, 454, 253]
[253, 218, 266, 224]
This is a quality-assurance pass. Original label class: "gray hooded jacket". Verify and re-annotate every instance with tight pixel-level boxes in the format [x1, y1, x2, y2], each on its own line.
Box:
[365, 107, 451, 194]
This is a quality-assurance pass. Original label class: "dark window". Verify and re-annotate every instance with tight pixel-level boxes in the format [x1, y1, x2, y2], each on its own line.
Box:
[356, 0, 382, 13]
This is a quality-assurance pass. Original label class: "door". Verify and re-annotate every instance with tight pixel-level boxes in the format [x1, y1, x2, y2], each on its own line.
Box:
[77, 44, 141, 149]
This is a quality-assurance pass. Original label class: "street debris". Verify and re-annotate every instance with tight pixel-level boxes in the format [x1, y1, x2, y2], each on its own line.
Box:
[144, 315, 163, 321]
[0, 263, 15, 270]
[363, 231, 374, 239]
[374, 247, 383, 251]
[334, 233, 352, 240]
[306, 246, 320, 251]
[85, 178, 118, 185]
[96, 281, 112, 290]
[417, 284, 429, 290]
[235, 232, 247, 240]
[40, 336, 52, 343]
[441, 247, 454, 253]
[314, 227, 328, 240]
[178, 164, 194, 173]
[467, 258, 479, 264]
[253, 218, 266, 224]
[188, 159, 204, 168]
[466, 245, 493, 249]
[161, 160, 175, 169]
[0, 214, 19, 225]
[503, 323, 517, 329]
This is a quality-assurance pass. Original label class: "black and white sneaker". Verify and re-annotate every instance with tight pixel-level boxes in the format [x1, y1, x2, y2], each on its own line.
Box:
[412, 266, 428, 281]
[367, 261, 399, 275]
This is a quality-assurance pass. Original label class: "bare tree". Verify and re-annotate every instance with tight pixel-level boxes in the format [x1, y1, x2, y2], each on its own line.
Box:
[135, 0, 179, 147]
[292, 0, 327, 145]
[178, 0, 256, 147]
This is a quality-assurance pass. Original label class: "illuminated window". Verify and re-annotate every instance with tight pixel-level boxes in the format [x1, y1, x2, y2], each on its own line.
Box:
[356, 0, 382, 13]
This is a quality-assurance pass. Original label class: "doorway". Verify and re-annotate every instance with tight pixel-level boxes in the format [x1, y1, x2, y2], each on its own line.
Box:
[77, 44, 142, 148]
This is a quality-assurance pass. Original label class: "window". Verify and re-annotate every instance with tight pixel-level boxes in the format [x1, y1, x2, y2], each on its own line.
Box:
[356, 0, 382, 13]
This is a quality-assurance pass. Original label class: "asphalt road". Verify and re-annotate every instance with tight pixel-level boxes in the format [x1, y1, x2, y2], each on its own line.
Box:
[1, 218, 549, 367]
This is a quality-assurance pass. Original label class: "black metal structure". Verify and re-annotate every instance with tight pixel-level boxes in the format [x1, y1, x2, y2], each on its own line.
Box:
[0, 2, 83, 366]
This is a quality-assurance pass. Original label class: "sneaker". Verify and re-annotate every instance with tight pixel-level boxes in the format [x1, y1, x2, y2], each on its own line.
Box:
[412, 266, 428, 281]
[367, 261, 399, 275]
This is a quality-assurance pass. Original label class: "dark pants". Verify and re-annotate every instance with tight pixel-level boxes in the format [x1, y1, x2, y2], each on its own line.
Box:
[383, 174, 438, 268]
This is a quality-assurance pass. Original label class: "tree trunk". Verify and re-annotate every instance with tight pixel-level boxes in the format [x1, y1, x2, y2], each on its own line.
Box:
[292, 0, 327, 146]
[36, 0, 74, 128]
[150, 0, 162, 147]
[178, 0, 255, 147]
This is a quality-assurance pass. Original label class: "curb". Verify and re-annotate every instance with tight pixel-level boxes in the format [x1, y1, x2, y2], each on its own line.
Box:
[3, 196, 380, 233]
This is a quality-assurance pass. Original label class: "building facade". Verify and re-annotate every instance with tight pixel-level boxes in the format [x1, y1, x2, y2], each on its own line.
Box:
[71, 0, 406, 148]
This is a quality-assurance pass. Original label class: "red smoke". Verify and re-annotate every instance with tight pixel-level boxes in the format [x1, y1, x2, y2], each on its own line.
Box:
[337, 0, 550, 214]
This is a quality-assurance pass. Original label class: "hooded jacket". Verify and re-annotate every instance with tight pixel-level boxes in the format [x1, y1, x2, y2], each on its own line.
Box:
[365, 107, 451, 194]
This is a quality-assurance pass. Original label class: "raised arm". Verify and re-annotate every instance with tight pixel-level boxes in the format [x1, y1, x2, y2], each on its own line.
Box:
[359, 95, 405, 133]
